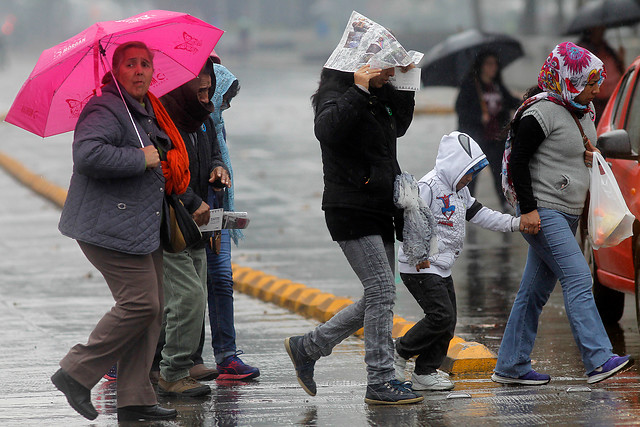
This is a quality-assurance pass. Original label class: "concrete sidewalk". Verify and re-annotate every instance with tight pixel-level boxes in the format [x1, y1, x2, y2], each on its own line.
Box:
[2, 238, 639, 426]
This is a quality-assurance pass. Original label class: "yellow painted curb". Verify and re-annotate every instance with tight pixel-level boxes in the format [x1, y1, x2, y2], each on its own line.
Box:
[440, 341, 498, 376]
[246, 274, 279, 298]
[0, 152, 67, 209]
[448, 335, 466, 351]
[392, 319, 415, 338]
[272, 282, 307, 307]
[259, 279, 293, 302]
[316, 296, 354, 322]
[234, 269, 266, 294]
[300, 292, 334, 318]
[230, 266, 253, 288]
[0, 152, 497, 377]
[283, 286, 321, 312]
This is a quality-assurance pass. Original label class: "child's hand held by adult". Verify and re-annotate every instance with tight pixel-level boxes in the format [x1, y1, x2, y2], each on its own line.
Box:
[520, 210, 541, 234]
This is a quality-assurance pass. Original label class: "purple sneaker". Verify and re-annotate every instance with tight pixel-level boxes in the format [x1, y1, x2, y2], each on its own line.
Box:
[587, 355, 634, 384]
[491, 370, 550, 385]
[216, 350, 260, 381]
[103, 364, 117, 381]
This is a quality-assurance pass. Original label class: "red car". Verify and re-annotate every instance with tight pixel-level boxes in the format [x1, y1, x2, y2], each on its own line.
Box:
[589, 54, 640, 327]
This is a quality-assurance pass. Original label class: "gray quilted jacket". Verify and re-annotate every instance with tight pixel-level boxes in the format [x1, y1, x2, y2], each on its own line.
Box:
[59, 80, 171, 255]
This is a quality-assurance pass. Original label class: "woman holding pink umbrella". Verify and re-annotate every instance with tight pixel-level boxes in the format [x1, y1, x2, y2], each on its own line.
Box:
[51, 41, 186, 422]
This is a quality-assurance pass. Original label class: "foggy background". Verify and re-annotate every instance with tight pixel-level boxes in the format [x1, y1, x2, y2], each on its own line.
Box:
[1, 0, 639, 85]
[1, 0, 639, 322]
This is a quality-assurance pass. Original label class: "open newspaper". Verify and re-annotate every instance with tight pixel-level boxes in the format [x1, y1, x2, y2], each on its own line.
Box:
[199, 209, 250, 232]
[324, 11, 423, 91]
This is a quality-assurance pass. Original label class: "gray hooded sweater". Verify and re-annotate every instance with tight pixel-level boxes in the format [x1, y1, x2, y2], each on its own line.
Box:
[521, 100, 594, 215]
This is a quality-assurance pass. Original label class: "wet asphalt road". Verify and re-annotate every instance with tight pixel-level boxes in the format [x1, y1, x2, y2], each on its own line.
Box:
[1, 52, 640, 426]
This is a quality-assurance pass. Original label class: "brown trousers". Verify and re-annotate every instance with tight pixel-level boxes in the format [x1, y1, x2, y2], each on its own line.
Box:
[60, 241, 164, 408]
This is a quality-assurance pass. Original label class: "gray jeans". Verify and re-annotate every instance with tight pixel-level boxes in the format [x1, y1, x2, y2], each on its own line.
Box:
[303, 235, 396, 385]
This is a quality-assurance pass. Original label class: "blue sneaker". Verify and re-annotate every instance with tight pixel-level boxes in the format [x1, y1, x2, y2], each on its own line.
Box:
[103, 364, 117, 381]
[587, 355, 634, 384]
[364, 379, 424, 405]
[216, 350, 260, 381]
[491, 370, 550, 385]
[284, 336, 317, 396]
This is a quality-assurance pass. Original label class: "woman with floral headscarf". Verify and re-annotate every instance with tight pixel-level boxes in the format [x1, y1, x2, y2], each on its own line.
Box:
[492, 42, 633, 386]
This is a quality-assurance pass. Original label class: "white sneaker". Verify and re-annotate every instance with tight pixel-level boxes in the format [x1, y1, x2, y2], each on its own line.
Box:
[411, 372, 454, 391]
[394, 349, 408, 381]
[436, 369, 450, 378]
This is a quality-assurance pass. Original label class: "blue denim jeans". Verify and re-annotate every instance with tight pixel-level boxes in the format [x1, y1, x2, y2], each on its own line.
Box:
[303, 235, 396, 385]
[495, 208, 613, 377]
[205, 229, 237, 364]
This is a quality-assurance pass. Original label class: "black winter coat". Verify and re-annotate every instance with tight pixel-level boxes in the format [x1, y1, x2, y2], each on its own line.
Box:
[314, 84, 415, 216]
[175, 118, 226, 216]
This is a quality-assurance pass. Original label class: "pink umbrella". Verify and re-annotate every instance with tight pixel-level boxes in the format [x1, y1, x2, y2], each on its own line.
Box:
[5, 10, 224, 137]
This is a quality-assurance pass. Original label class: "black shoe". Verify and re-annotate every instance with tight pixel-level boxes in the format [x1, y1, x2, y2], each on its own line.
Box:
[364, 379, 424, 405]
[51, 368, 98, 420]
[284, 336, 317, 396]
[117, 404, 177, 421]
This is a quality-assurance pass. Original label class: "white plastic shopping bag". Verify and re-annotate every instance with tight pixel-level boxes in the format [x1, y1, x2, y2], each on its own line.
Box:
[588, 152, 634, 249]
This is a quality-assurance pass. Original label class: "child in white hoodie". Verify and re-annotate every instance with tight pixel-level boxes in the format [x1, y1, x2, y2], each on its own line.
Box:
[394, 131, 524, 391]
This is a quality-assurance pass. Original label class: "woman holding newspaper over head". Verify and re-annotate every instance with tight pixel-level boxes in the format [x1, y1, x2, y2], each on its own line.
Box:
[284, 11, 424, 405]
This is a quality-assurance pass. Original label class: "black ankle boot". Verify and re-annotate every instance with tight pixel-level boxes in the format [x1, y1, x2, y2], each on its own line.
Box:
[117, 404, 178, 421]
[51, 368, 98, 420]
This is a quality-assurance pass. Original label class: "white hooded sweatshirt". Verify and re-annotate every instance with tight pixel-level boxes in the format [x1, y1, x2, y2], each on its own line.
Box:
[398, 131, 520, 277]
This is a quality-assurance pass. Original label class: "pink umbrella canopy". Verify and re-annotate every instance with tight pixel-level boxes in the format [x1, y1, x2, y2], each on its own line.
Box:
[5, 10, 224, 137]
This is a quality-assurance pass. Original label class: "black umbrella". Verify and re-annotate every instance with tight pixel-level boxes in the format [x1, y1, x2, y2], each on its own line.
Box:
[564, 0, 640, 35]
[420, 29, 524, 87]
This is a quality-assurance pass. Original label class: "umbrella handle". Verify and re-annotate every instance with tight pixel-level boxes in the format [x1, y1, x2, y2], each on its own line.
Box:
[94, 42, 104, 97]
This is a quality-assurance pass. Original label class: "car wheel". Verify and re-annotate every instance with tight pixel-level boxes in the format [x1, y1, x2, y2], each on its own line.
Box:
[581, 223, 625, 324]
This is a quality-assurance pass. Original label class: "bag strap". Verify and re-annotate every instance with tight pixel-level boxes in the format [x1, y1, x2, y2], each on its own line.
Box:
[570, 111, 592, 150]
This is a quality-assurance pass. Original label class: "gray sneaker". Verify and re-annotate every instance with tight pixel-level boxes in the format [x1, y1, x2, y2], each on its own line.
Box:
[411, 372, 454, 391]
[364, 379, 424, 405]
[394, 349, 408, 381]
[284, 336, 317, 396]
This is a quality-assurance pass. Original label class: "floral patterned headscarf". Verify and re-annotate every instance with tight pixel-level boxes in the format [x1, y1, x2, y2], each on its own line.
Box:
[501, 42, 606, 208]
[537, 41, 605, 115]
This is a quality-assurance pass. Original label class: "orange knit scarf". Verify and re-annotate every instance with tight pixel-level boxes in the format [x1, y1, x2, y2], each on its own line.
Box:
[148, 92, 190, 195]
